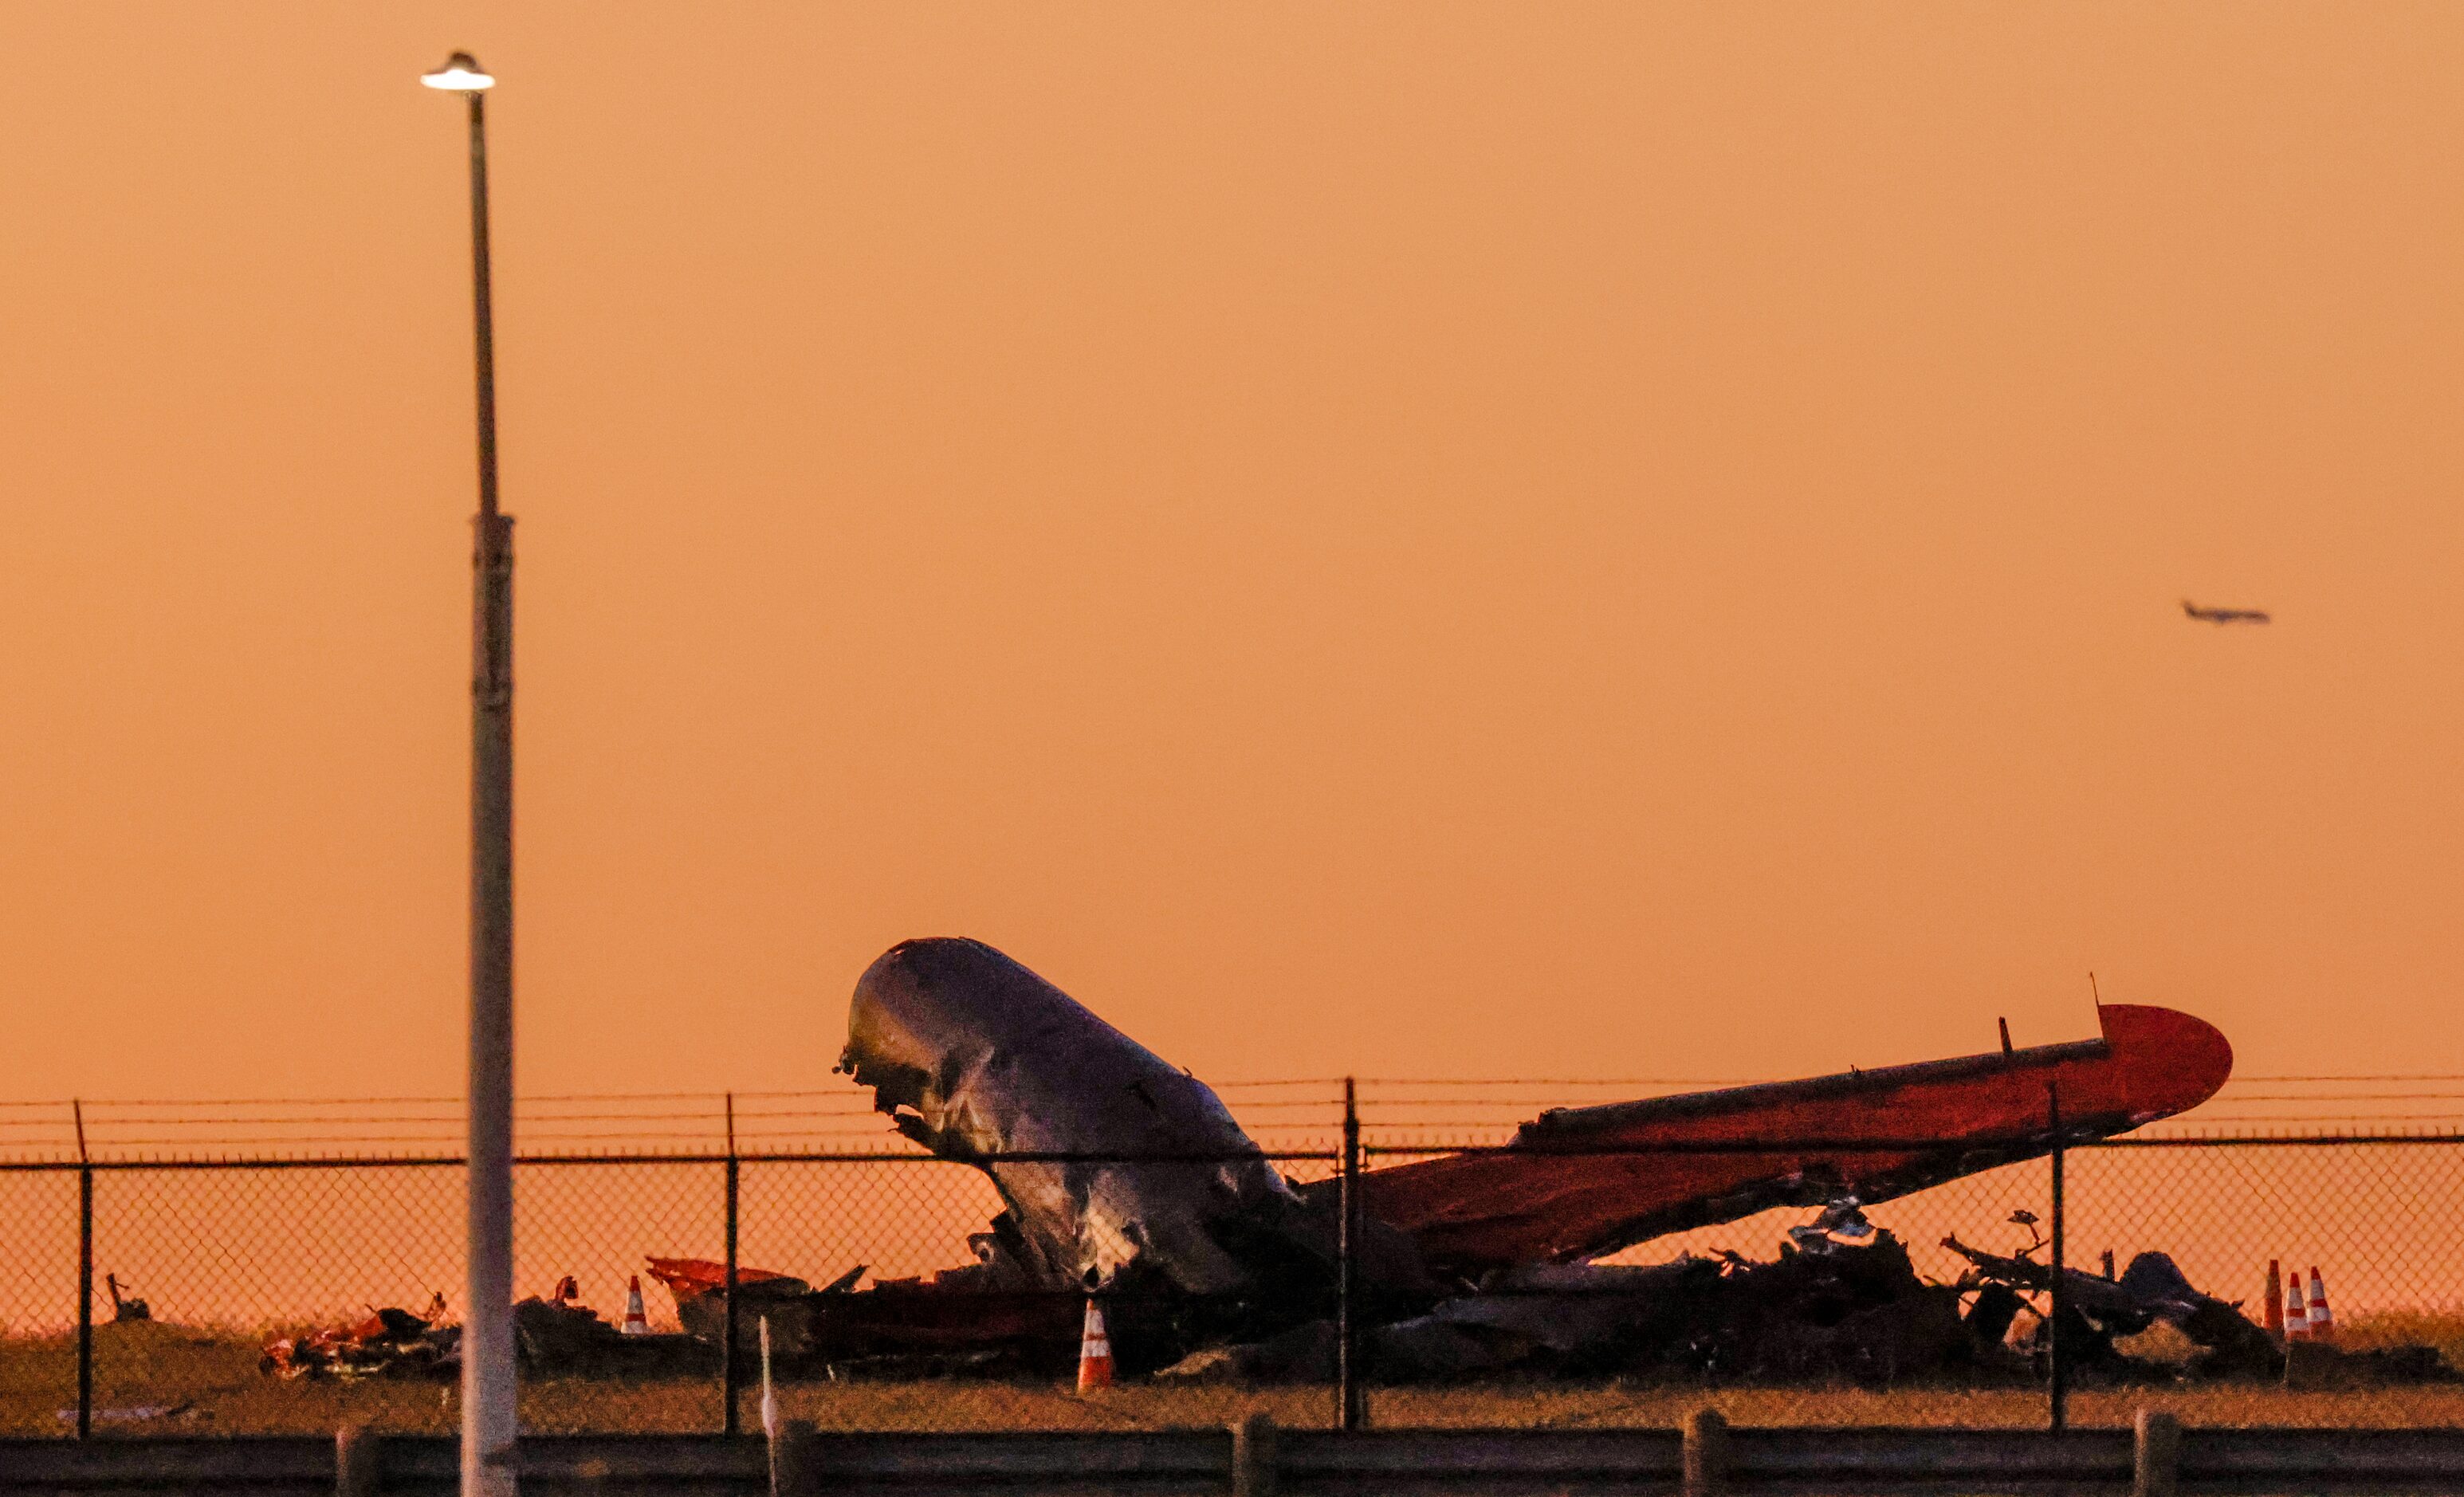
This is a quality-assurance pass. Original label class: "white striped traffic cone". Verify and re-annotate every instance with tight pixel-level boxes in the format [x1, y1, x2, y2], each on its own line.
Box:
[1075, 1299, 1114, 1392]
[2306, 1267, 2336, 1343]
[2283, 1263, 2309, 1341]
[621, 1275, 650, 1335]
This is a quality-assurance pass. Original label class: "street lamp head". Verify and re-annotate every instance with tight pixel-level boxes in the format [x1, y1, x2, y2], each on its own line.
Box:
[421, 52, 495, 92]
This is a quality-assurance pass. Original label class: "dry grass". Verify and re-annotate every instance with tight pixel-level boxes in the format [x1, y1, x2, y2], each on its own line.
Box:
[8, 1320, 2464, 1437]
[2342, 1310, 2464, 1370]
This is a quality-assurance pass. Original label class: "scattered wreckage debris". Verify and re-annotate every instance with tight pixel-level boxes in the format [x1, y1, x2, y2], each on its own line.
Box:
[262, 1294, 454, 1381]
[104, 1274, 151, 1323]
[648, 1255, 1087, 1376]
[649, 1257, 827, 1363]
[510, 1278, 633, 1370]
[1163, 1217, 2464, 1389]
[1163, 1223, 1981, 1386]
[260, 1282, 706, 1381]
[508, 1278, 704, 1373]
[1943, 1222, 2279, 1381]
[1944, 1223, 2462, 1389]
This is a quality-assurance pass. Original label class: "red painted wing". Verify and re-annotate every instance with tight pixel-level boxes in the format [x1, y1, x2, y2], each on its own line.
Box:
[1351, 1004, 2231, 1275]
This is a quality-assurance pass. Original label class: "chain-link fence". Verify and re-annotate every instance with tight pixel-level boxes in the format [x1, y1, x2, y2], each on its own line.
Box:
[6, 1126, 2464, 1438]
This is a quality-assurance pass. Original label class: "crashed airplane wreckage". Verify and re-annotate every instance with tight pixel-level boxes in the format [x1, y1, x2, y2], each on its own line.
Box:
[651, 936, 2238, 1381]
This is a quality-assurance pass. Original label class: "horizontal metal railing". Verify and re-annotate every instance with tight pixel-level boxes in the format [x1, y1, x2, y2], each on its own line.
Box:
[12, 1416, 2464, 1495]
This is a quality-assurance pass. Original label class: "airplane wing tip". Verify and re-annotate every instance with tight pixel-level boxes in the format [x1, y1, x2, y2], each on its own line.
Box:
[2097, 1003, 2234, 1114]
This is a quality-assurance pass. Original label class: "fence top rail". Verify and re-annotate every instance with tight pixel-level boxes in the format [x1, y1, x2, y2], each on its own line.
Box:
[0, 1130, 2455, 1169]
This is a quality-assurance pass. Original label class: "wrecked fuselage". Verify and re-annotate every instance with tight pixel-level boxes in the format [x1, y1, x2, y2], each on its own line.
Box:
[839, 937, 1373, 1304]
[823, 936, 2233, 1376]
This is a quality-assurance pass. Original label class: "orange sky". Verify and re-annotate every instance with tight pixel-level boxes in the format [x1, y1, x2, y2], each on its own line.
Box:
[2, 5, 2458, 1107]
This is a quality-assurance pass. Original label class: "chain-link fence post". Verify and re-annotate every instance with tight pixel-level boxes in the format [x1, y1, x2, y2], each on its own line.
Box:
[2048, 1082, 2067, 1432]
[1338, 1077, 1361, 1432]
[74, 1100, 92, 1440]
[723, 1094, 741, 1436]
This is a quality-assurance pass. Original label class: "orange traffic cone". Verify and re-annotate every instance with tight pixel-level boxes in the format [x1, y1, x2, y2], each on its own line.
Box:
[621, 1275, 650, 1336]
[2264, 1260, 2284, 1336]
[2306, 1267, 2335, 1343]
[1075, 1299, 1114, 1392]
[2283, 1264, 2309, 1341]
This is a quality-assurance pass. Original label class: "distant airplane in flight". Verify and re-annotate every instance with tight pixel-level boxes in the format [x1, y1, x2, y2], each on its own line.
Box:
[2182, 599, 2271, 625]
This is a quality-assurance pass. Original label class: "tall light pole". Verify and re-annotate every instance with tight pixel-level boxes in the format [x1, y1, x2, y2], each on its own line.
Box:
[422, 49, 517, 1497]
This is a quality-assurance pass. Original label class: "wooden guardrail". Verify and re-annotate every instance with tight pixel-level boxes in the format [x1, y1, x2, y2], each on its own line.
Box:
[5, 1413, 2464, 1494]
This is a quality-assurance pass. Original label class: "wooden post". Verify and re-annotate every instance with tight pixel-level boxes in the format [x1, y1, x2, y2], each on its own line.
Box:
[1232, 1411, 1278, 1497]
[1682, 1408, 1727, 1496]
[2134, 1409, 2180, 1497]
[770, 1418, 818, 1497]
[336, 1424, 383, 1497]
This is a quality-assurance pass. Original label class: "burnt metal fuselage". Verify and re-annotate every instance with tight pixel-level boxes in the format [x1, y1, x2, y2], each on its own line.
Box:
[839, 937, 1346, 1302]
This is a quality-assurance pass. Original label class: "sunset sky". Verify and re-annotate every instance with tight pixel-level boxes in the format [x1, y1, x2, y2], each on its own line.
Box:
[2, 5, 2458, 1108]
